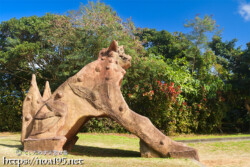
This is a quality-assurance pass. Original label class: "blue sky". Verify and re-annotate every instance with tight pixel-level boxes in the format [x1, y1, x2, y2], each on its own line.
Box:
[0, 0, 249, 49]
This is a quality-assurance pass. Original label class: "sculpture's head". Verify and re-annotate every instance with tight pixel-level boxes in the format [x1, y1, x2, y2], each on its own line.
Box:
[98, 40, 132, 70]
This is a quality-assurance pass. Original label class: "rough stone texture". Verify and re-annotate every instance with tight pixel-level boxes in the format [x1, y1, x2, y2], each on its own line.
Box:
[140, 139, 162, 158]
[21, 40, 199, 161]
[63, 136, 79, 151]
[24, 137, 67, 152]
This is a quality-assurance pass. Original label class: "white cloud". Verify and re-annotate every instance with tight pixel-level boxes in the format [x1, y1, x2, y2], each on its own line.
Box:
[239, 2, 250, 21]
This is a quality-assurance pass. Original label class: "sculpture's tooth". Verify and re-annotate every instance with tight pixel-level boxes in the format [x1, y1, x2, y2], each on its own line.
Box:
[30, 74, 42, 98]
[43, 81, 51, 100]
[31, 74, 36, 86]
[28, 74, 42, 115]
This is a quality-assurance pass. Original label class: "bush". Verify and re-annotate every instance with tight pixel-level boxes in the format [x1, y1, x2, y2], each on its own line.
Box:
[0, 85, 25, 131]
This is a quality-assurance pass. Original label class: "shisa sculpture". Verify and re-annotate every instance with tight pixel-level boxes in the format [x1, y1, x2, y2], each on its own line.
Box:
[21, 40, 199, 160]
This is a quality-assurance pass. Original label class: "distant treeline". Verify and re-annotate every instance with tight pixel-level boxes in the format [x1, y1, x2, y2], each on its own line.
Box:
[0, 1, 249, 134]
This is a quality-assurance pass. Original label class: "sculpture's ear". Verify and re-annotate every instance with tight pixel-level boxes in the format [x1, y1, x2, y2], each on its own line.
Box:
[108, 40, 118, 52]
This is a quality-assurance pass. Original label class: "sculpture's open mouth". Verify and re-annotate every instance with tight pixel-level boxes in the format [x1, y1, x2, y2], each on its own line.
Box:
[121, 61, 131, 70]
[119, 55, 132, 70]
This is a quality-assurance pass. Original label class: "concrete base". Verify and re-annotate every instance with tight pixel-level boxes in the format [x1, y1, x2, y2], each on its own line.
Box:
[140, 139, 199, 160]
[24, 136, 67, 151]
[168, 141, 199, 160]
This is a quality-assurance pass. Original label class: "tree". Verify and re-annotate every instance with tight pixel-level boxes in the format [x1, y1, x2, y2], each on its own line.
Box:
[135, 28, 192, 60]
[0, 14, 86, 90]
[209, 36, 250, 132]
[184, 14, 222, 74]
[68, 0, 144, 58]
[0, 13, 88, 131]
[135, 26, 227, 133]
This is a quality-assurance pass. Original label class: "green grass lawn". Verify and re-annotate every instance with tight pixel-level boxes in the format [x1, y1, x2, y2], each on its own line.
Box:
[170, 133, 250, 141]
[0, 133, 249, 167]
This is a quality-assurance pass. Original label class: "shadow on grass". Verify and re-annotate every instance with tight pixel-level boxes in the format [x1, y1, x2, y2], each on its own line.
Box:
[71, 145, 140, 157]
[0, 143, 23, 150]
[0, 142, 140, 158]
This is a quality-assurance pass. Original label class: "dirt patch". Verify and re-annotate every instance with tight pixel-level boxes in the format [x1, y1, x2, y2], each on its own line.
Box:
[202, 157, 250, 167]
[189, 141, 250, 167]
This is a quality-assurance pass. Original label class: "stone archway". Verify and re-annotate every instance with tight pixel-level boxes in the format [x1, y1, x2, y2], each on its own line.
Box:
[21, 40, 199, 161]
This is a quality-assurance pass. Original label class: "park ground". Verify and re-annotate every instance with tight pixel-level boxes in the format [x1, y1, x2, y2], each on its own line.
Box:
[0, 133, 250, 167]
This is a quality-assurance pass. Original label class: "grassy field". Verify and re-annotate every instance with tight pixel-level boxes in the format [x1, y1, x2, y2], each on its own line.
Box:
[170, 133, 250, 141]
[0, 133, 249, 167]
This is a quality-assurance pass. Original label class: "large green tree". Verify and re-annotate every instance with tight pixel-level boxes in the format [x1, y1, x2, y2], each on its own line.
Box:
[68, 1, 144, 58]
[209, 37, 250, 132]
[184, 14, 222, 75]
[134, 25, 227, 133]
[0, 14, 86, 90]
[135, 28, 192, 60]
[0, 13, 84, 131]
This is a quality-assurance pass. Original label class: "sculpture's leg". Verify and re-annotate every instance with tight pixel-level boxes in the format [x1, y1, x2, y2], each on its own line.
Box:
[63, 136, 79, 151]
[140, 139, 162, 158]
[109, 109, 199, 161]
[63, 117, 92, 151]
